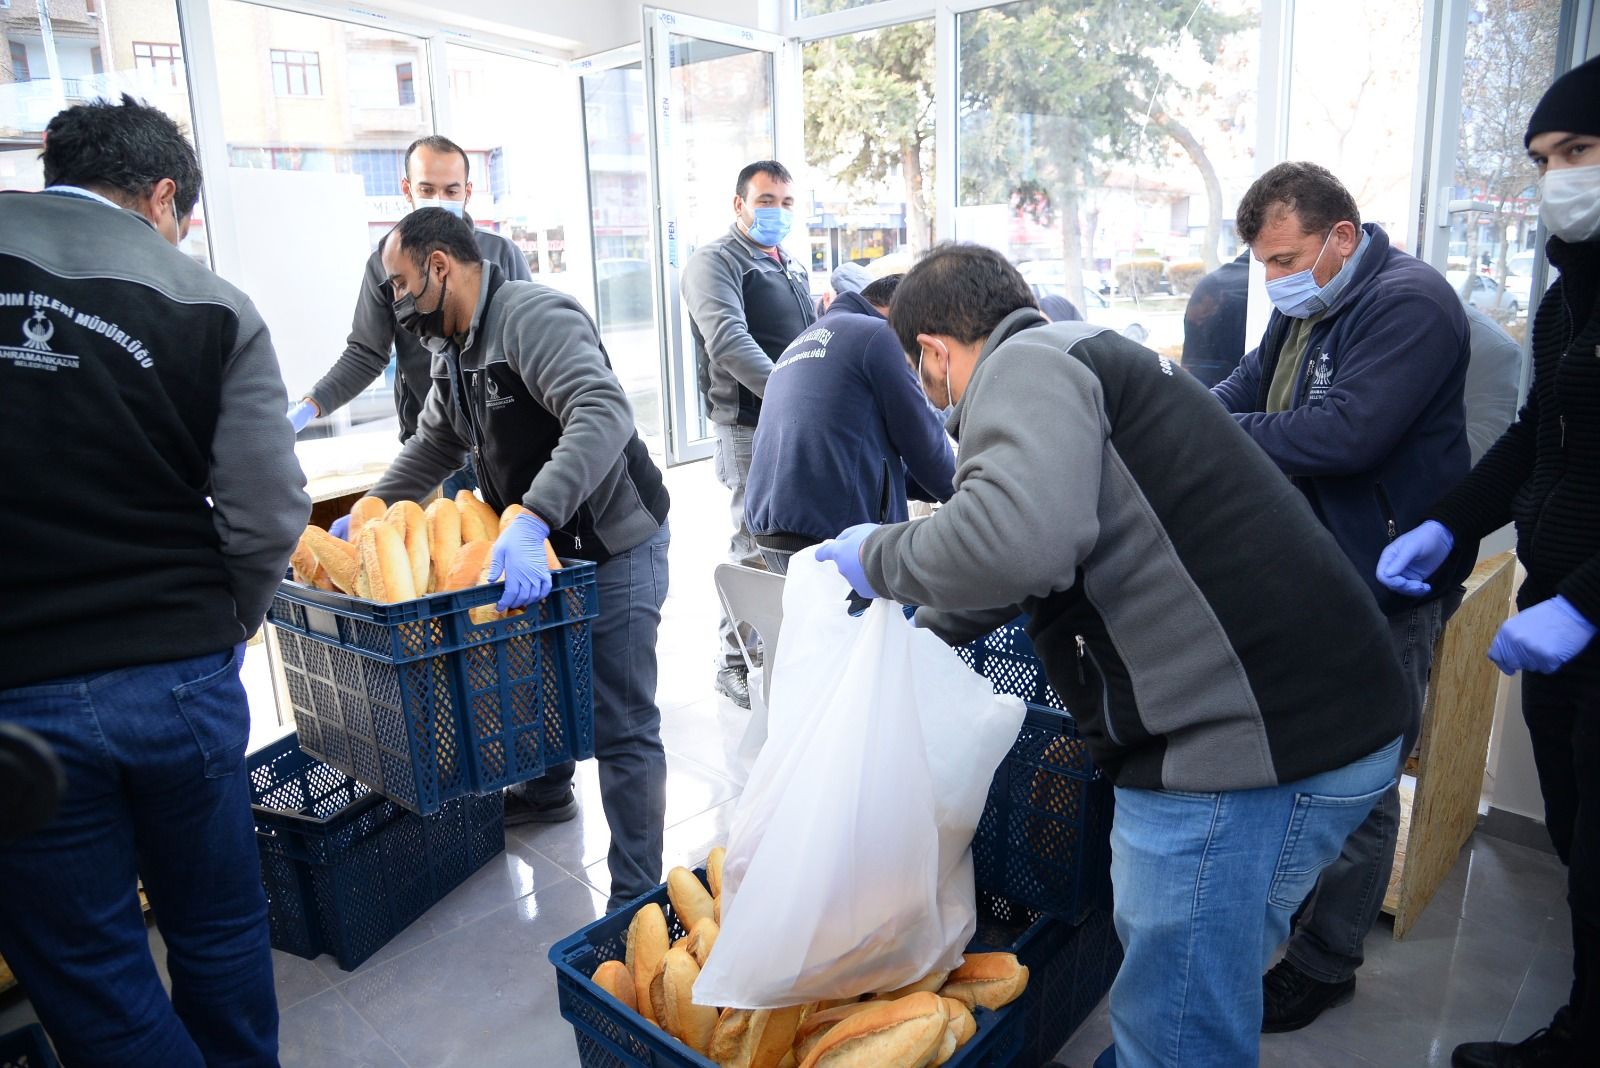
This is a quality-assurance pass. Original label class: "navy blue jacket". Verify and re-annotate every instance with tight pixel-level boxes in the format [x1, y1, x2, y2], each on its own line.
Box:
[1212, 224, 1477, 615]
[746, 291, 955, 543]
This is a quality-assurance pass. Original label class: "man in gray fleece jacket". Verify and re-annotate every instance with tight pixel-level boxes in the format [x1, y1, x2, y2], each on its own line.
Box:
[816, 244, 1408, 1068]
[367, 209, 671, 909]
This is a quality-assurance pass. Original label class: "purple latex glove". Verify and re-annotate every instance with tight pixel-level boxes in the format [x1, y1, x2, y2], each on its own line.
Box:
[1487, 596, 1597, 676]
[488, 512, 552, 612]
[287, 398, 317, 433]
[1375, 520, 1454, 597]
[329, 514, 351, 541]
[815, 523, 882, 599]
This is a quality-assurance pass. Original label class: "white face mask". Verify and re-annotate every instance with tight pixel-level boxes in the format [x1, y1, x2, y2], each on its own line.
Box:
[412, 197, 466, 218]
[917, 348, 954, 414]
[1539, 166, 1600, 243]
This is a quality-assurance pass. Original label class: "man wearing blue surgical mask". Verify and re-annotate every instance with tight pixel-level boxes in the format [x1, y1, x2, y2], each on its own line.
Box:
[683, 160, 817, 708]
[287, 135, 532, 500]
[1211, 161, 1475, 1034]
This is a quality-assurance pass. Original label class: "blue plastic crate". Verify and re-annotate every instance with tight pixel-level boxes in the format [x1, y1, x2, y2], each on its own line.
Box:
[549, 873, 1026, 1068]
[960, 624, 1114, 925]
[0, 1024, 57, 1068]
[268, 561, 597, 814]
[249, 736, 506, 971]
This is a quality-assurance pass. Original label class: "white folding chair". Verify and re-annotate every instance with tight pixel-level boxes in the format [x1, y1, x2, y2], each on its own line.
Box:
[712, 563, 786, 708]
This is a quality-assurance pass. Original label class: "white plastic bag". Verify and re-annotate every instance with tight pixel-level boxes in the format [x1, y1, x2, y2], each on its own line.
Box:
[693, 550, 1025, 1008]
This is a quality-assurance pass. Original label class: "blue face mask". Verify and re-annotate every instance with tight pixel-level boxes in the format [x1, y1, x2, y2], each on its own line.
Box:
[413, 197, 466, 219]
[746, 206, 792, 248]
[1266, 229, 1354, 318]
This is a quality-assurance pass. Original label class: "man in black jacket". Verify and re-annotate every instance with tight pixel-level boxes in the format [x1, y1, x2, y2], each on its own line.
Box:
[1382, 56, 1600, 1068]
[289, 135, 531, 497]
[367, 209, 672, 909]
[1213, 163, 1476, 1031]
[0, 97, 308, 1064]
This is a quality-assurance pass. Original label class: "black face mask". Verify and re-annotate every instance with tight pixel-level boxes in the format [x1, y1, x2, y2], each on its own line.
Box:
[393, 267, 448, 339]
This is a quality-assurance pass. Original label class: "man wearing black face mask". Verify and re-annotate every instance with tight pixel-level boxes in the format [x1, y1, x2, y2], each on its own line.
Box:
[367, 208, 672, 910]
[289, 135, 531, 497]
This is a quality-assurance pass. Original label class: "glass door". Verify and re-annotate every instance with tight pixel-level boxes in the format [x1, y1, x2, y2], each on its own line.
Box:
[643, 7, 792, 466]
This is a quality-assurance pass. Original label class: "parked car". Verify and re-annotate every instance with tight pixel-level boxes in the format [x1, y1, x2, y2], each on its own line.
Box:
[1503, 250, 1537, 310]
[1015, 260, 1111, 308]
[1446, 270, 1520, 315]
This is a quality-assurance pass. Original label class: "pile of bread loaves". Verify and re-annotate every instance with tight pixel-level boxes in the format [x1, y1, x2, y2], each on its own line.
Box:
[590, 849, 1029, 1068]
[289, 491, 560, 620]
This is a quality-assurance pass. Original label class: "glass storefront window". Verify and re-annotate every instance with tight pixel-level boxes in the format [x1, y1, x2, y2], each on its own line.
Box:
[1, 0, 211, 266]
[955, 0, 1260, 373]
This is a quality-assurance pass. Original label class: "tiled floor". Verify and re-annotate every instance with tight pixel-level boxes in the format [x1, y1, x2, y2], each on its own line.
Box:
[0, 460, 1577, 1066]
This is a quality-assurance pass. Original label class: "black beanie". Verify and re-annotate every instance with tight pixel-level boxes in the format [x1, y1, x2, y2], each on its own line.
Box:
[1526, 54, 1600, 147]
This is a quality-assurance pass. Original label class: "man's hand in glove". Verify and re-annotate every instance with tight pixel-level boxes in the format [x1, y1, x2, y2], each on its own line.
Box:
[489, 512, 552, 612]
[1487, 596, 1597, 676]
[815, 523, 882, 600]
[287, 398, 318, 433]
[1375, 520, 1454, 597]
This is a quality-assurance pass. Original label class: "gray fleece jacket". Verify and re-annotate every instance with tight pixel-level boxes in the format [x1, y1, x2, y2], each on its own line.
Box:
[372, 263, 668, 562]
[861, 310, 1407, 791]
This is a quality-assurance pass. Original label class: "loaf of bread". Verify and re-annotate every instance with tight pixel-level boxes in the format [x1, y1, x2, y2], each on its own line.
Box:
[384, 500, 430, 595]
[791, 1002, 878, 1064]
[348, 496, 387, 543]
[941, 998, 975, 1048]
[877, 969, 951, 1000]
[302, 526, 361, 595]
[938, 953, 1028, 1011]
[707, 846, 727, 900]
[358, 522, 417, 602]
[685, 917, 719, 968]
[659, 947, 718, 1054]
[425, 498, 462, 592]
[667, 868, 716, 931]
[626, 903, 669, 1026]
[500, 502, 529, 535]
[798, 991, 948, 1068]
[708, 1004, 806, 1068]
[593, 960, 637, 1013]
[289, 532, 318, 585]
[456, 490, 498, 543]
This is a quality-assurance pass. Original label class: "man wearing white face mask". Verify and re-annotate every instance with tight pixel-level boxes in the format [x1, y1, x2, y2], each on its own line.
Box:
[1381, 55, 1600, 1068]
[1211, 161, 1475, 1032]
[289, 135, 531, 500]
[683, 160, 817, 708]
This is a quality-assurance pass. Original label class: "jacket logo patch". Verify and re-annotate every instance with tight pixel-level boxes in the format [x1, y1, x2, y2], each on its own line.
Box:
[1309, 352, 1335, 400]
[1158, 356, 1175, 377]
[1, 309, 80, 372]
[485, 375, 515, 410]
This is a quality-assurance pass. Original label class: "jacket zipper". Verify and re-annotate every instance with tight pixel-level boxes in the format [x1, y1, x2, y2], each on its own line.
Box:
[1374, 482, 1399, 542]
[1077, 636, 1122, 746]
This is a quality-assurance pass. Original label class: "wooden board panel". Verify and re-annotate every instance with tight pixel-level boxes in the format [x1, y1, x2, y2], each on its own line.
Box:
[1386, 551, 1517, 938]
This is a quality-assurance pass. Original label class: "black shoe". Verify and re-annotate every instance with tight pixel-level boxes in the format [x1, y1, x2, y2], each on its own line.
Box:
[503, 787, 579, 826]
[715, 665, 751, 709]
[1451, 1008, 1574, 1067]
[1261, 959, 1355, 1033]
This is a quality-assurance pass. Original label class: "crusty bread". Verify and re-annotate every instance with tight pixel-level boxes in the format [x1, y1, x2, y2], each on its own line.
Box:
[384, 500, 430, 595]
[798, 991, 948, 1068]
[941, 999, 975, 1048]
[685, 917, 719, 968]
[456, 490, 498, 543]
[930, 1024, 959, 1067]
[545, 539, 562, 572]
[302, 525, 360, 595]
[593, 960, 637, 1013]
[348, 496, 386, 543]
[707, 846, 727, 900]
[667, 868, 716, 930]
[425, 498, 462, 592]
[877, 969, 951, 1000]
[791, 1003, 878, 1065]
[707, 1005, 806, 1068]
[289, 531, 318, 585]
[311, 562, 337, 591]
[938, 953, 1028, 1011]
[625, 903, 669, 1026]
[500, 502, 530, 535]
[660, 947, 718, 1054]
[358, 523, 417, 602]
[441, 540, 492, 593]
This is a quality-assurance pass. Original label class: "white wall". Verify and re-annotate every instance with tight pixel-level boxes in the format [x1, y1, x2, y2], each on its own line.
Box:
[415, 0, 781, 57]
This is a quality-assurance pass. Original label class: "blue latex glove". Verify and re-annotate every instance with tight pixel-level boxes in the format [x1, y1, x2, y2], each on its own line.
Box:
[1487, 595, 1597, 676]
[329, 514, 351, 541]
[488, 512, 552, 612]
[287, 398, 318, 433]
[815, 523, 882, 599]
[1375, 520, 1455, 597]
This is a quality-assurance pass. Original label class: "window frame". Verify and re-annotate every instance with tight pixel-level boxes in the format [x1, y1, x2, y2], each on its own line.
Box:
[269, 47, 323, 97]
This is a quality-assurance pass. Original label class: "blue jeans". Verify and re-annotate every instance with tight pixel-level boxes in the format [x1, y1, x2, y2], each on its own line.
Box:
[0, 646, 279, 1067]
[1106, 736, 1401, 1068]
[525, 522, 671, 909]
[1284, 591, 1458, 983]
[440, 459, 479, 499]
